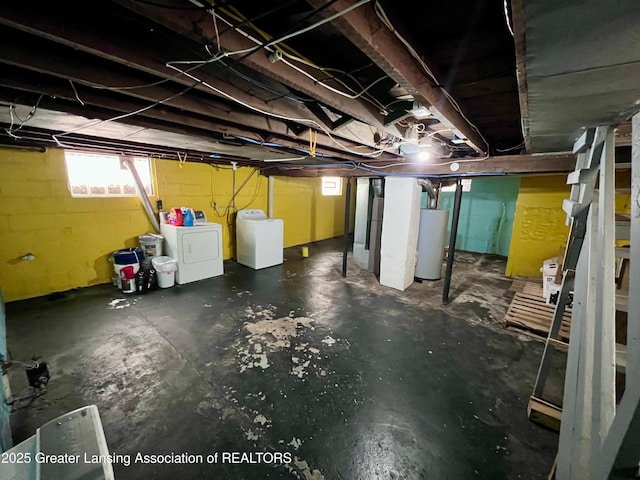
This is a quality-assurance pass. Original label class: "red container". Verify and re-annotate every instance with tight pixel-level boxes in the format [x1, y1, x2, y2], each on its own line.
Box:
[120, 265, 135, 280]
[120, 266, 136, 293]
[168, 208, 183, 226]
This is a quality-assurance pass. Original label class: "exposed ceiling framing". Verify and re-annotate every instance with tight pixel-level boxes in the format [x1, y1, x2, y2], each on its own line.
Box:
[4, 0, 629, 177]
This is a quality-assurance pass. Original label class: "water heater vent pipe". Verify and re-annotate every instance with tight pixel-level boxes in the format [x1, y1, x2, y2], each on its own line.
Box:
[417, 179, 437, 209]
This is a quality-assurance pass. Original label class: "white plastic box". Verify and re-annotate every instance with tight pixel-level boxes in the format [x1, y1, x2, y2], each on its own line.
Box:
[0, 405, 114, 480]
[541, 257, 561, 304]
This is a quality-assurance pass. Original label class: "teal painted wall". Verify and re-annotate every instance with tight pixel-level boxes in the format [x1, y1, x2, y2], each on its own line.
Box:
[0, 294, 11, 452]
[438, 176, 521, 256]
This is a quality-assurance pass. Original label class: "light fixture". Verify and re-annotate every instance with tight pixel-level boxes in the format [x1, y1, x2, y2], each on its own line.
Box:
[417, 150, 431, 162]
[449, 162, 460, 172]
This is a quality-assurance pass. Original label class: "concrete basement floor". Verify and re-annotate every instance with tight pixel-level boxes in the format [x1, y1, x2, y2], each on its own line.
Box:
[6, 238, 558, 479]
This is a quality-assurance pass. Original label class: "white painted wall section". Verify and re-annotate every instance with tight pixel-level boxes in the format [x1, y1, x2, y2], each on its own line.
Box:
[353, 177, 370, 270]
[380, 177, 421, 291]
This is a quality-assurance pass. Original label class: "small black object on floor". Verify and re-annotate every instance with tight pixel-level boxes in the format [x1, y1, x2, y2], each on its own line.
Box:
[6, 238, 557, 479]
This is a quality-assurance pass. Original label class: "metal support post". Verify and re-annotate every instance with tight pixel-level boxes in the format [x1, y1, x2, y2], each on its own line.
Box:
[442, 178, 462, 305]
[342, 177, 352, 278]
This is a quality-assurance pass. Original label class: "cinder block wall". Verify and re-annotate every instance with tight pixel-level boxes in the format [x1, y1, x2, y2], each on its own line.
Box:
[155, 161, 268, 260]
[439, 176, 521, 257]
[0, 148, 352, 302]
[0, 149, 156, 301]
[272, 176, 354, 248]
[506, 173, 632, 278]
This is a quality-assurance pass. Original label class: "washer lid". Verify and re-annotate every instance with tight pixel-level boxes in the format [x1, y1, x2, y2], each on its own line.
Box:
[237, 209, 267, 220]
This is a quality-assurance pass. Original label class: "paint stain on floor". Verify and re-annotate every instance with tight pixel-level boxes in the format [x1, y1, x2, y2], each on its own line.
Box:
[236, 304, 323, 374]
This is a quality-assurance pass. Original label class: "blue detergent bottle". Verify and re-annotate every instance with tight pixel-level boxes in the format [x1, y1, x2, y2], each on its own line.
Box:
[181, 208, 194, 226]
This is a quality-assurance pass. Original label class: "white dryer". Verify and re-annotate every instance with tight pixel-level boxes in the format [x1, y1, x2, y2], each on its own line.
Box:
[160, 222, 224, 284]
[236, 209, 284, 270]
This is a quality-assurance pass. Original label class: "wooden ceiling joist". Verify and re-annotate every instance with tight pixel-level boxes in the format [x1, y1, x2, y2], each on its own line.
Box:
[269, 153, 577, 177]
[0, 3, 386, 151]
[0, 59, 394, 163]
[113, 0, 403, 138]
[307, 0, 489, 154]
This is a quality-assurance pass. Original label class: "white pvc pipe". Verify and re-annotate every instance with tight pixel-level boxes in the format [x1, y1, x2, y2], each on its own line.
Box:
[268, 176, 275, 218]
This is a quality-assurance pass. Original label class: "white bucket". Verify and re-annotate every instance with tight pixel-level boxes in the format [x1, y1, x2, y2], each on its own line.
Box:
[139, 233, 164, 258]
[152, 256, 177, 288]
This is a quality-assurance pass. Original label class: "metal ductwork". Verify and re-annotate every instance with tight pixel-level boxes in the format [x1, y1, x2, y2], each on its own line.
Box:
[371, 178, 384, 198]
[417, 178, 437, 209]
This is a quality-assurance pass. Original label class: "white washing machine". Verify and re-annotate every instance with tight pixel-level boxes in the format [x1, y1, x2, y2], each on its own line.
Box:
[236, 209, 284, 269]
[160, 222, 224, 284]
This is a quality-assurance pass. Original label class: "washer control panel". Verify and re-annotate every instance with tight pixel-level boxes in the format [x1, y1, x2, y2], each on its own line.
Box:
[237, 209, 267, 220]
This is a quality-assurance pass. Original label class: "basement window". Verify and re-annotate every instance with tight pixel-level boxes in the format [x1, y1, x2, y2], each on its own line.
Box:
[441, 179, 472, 193]
[321, 177, 342, 196]
[64, 151, 153, 197]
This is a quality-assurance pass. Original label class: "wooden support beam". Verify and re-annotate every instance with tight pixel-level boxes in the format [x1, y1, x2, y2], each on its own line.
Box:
[263, 153, 577, 177]
[557, 127, 616, 479]
[0, 43, 400, 162]
[0, 4, 383, 149]
[590, 129, 616, 465]
[111, 0, 401, 138]
[615, 122, 633, 146]
[557, 203, 596, 479]
[307, 0, 488, 153]
[383, 101, 413, 125]
[528, 396, 563, 432]
[596, 112, 640, 477]
[332, 115, 354, 131]
[304, 102, 335, 131]
[0, 74, 387, 163]
[627, 112, 640, 377]
[0, 129, 261, 165]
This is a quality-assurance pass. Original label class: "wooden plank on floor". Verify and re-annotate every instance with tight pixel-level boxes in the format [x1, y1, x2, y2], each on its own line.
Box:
[523, 281, 544, 297]
[510, 277, 527, 292]
[548, 454, 558, 480]
[529, 396, 562, 431]
[548, 338, 569, 352]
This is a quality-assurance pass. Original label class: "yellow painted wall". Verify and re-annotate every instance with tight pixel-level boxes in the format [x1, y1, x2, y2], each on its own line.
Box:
[273, 177, 354, 248]
[0, 148, 352, 302]
[506, 172, 633, 278]
[156, 161, 268, 260]
[506, 175, 570, 277]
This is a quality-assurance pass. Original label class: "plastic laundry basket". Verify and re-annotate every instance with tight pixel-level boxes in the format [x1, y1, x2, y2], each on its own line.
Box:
[151, 256, 178, 288]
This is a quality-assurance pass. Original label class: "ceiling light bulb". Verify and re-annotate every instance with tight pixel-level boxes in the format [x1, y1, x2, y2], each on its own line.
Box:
[417, 150, 431, 162]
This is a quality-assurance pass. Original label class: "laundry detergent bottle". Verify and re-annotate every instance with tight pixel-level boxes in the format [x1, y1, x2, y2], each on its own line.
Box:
[182, 207, 194, 226]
